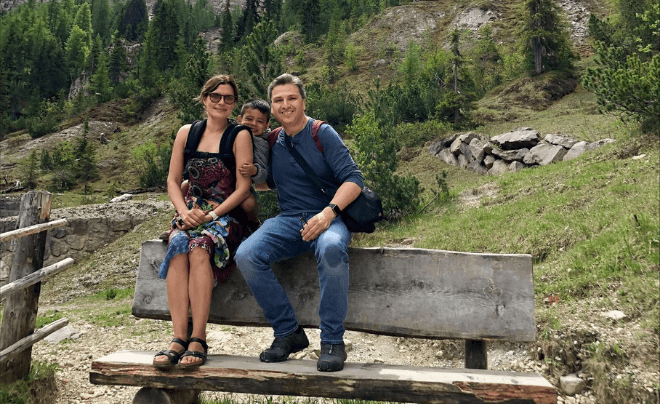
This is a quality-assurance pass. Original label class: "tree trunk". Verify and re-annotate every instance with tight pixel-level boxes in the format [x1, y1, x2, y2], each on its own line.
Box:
[0, 191, 51, 384]
[533, 39, 543, 75]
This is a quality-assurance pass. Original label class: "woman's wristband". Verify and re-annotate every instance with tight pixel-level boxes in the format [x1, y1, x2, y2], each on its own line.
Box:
[209, 210, 219, 221]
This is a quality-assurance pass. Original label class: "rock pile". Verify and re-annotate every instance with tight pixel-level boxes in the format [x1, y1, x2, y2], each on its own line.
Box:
[427, 127, 615, 175]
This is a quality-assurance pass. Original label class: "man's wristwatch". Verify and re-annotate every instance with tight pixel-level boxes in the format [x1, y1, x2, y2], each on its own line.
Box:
[328, 203, 342, 217]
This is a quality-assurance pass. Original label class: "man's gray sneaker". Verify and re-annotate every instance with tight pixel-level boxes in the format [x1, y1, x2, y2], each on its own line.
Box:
[317, 342, 347, 372]
[260, 326, 309, 362]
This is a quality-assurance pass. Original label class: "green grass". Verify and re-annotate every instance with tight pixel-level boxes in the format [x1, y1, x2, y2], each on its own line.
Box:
[0, 361, 58, 404]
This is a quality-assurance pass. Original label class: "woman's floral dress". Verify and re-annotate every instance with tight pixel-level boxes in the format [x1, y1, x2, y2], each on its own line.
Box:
[158, 152, 247, 285]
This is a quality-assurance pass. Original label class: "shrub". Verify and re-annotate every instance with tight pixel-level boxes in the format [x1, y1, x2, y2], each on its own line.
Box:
[131, 139, 172, 188]
[348, 110, 422, 217]
[391, 120, 452, 150]
[305, 81, 362, 134]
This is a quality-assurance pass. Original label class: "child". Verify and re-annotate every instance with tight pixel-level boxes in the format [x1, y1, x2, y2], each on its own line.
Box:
[236, 99, 270, 229]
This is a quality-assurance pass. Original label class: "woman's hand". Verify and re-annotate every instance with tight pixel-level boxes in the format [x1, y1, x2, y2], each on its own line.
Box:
[178, 206, 206, 229]
[300, 208, 334, 241]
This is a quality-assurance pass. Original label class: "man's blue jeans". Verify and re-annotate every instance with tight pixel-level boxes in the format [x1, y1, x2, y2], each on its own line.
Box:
[235, 213, 351, 344]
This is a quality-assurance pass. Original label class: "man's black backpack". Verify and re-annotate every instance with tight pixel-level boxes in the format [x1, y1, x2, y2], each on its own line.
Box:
[182, 119, 250, 181]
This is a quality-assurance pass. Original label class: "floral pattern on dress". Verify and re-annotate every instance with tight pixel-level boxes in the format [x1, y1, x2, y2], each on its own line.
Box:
[158, 155, 247, 285]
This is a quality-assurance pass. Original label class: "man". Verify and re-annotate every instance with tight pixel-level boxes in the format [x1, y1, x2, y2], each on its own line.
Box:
[235, 73, 362, 372]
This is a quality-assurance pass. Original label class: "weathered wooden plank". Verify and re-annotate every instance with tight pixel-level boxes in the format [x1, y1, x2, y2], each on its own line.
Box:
[0, 317, 68, 363]
[90, 351, 556, 404]
[0, 218, 67, 242]
[133, 240, 536, 341]
[0, 258, 74, 300]
[0, 191, 51, 384]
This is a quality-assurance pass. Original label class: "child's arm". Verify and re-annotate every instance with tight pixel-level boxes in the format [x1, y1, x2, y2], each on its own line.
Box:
[180, 180, 190, 196]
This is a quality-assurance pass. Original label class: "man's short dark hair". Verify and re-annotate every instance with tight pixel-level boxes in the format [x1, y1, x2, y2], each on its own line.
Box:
[240, 99, 271, 119]
[267, 73, 306, 101]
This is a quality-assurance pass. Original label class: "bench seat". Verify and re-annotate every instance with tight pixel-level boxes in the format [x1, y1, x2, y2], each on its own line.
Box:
[89, 240, 556, 403]
[91, 351, 556, 404]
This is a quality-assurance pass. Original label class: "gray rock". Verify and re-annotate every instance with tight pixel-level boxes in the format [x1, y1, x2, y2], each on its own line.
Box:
[373, 59, 387, 68]
[467, 160, 488, 175]
[45, 325, 83, 343]
[509, 161, 526, 172]
[491, 128, 540, 150]
[437, 148, 458, 166]
[523, 143, 567, 166]
[586, 138, 616, 150]
[563, 141, 588, 161]
[110, 193, 133, 203]
[427, 141, 445, 156]
[602, 310, 626, 320]
[459, 142, 475, 162]
[560, 374, 586, 396]
[491, 148, 529, 162]
[488, 159, 509, 175]
[468, 138, 492, 163]
[450, 133, 480, 155]
[545, 134, 577, 148]
[457, 154, 469, 168]
[484, 155, 496, 169]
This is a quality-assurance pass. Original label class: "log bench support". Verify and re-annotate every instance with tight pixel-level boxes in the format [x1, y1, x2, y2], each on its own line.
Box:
[90, 240, 556, 404]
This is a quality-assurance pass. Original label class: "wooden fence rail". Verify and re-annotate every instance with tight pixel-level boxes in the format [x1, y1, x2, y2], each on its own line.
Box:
[0, 191, 74, 384]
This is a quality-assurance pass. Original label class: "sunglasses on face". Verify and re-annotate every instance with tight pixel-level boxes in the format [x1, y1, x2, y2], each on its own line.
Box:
[208, 93, 236, 104]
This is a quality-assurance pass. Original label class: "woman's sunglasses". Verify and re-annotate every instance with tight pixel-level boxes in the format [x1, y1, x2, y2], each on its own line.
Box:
[208, 93, 236, 104]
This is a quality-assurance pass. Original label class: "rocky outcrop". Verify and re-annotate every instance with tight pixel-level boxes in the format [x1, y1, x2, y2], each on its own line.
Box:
[0, 199, 171, 286]
[428, 127, 615, 175]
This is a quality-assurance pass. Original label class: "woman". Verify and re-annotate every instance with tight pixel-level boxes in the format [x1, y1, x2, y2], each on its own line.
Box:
[153, 75, 253, 369]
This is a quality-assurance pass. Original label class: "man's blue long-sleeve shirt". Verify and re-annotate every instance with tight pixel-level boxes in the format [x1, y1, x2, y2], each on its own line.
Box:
[267, 119, 364, 216]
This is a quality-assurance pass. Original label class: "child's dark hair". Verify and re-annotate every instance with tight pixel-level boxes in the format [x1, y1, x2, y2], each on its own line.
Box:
[240, 99, 270, 119]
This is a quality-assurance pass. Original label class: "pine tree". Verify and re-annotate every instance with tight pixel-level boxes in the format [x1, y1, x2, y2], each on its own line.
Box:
[151, 0, 182, 71]
[300, 0, 321, 42]
[245, 18, 283, 98]
[90, 48, 113, 102]
[91, 0, 111, 42]
[582, 3, 659, 134]
[171, 35, 210, 123]
[219, 0, 235, 51]
[118, 0, 148, 41]
[522, 0, 575, 75]
[66, 25, 91, 80]
[108, 32, 127, 84]
[74, 116, 99, 193]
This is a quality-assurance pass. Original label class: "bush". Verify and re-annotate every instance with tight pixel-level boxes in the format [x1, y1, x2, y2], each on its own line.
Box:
[131, 139, 172, 188]
[348, 110, 422, 217]
[305, 81, 362, 134]
[391, 120, 452, 150]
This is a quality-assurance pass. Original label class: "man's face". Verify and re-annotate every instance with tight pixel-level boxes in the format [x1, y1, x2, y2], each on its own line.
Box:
[270, 84, 306, 127]
[238, 108, 269, 136]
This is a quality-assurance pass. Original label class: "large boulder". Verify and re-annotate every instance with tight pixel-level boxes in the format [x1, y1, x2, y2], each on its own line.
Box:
[523, 143, 568, 166]
[563, 141, 588, 161]
[488, 159, 509, 175]
[490, 128, 541, 150]
[468, 137, 493, 163]
[450, 132, 480, 155]
[491, 147, 529, 162]
[545, 134, 577, 149]
[437, 148, 458, 166]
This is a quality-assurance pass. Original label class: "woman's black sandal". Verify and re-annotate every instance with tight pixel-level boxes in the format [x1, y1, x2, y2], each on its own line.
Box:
[179, 337, 208, 369]
[153, 338, 188, 369]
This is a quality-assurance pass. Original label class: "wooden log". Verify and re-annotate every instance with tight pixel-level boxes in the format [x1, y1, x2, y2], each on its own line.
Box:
[133, 241, 536, 342]
[0, 318, 68, 363]
[91, 351, 557, 404]
[0, 258, 74, 300]
[0, 218, 67, 242]
[0, 191, 51, 384]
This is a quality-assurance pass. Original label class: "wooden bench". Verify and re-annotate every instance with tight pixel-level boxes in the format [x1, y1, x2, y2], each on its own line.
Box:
[90, 240, 557, 404]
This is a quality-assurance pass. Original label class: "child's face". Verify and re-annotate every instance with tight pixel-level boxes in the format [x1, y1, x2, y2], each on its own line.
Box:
[238, 108, 269, 136]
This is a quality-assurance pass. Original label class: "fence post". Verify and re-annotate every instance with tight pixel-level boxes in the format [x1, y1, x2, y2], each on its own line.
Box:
[0, 191, 52, 384]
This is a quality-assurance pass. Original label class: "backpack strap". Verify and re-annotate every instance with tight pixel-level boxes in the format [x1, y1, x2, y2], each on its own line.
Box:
[184, 120, 205, 170]
[268, 119, 326, 153]
[219, 124, 251, 176]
